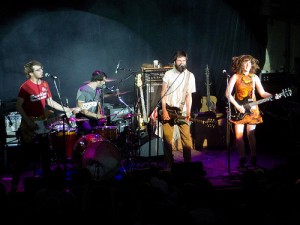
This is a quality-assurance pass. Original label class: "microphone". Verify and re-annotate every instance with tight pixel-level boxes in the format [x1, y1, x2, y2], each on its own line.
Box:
[44, 73, 57, 79]
[222, 70, 230, 77]
[115, 61, 120, 74]
[179, 64, 185, 73]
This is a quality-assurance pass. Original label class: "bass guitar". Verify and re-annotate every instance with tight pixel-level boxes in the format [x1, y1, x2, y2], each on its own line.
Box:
[20, 102, 97, 143]
[231, 88, 292, 121]
[160, 105, 216, 127]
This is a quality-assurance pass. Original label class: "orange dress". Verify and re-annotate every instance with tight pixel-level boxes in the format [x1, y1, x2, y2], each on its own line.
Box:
[231, 73, 263, 125]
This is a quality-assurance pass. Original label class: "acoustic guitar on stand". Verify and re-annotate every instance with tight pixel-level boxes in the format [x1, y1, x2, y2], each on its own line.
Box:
[200, 65, 217, 113]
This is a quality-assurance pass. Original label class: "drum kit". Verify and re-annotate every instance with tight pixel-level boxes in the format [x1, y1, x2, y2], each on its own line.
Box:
[69, 110, 140, 180]
[47, 85, 140, 180]
[1, 79, 144, 180]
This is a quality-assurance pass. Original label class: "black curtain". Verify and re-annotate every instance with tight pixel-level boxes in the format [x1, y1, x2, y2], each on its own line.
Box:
[0, 0, 268, 113]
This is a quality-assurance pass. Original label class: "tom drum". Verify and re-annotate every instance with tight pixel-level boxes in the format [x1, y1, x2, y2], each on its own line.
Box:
[50, 129, 77, 160]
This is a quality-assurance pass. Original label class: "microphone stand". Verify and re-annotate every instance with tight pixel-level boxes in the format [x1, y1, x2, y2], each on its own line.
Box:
[225, 73, 232, 175]
[51, 77, 71, 168]
[110, 70, 137, 90]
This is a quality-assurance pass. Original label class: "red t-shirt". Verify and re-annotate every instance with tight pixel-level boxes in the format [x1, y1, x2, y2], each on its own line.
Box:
[18, 79, 52, 117]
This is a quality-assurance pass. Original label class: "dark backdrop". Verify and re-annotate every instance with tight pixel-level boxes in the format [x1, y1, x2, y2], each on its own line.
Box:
[0, 0, 268, 113]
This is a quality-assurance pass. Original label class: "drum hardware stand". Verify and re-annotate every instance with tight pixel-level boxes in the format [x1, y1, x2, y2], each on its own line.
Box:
[90, 159, 105, 181]
[49, 75, 72, 169]
[117, 89, 138, 172]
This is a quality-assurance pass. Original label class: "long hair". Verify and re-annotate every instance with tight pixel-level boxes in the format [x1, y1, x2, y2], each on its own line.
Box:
[231, 55, 260, 74]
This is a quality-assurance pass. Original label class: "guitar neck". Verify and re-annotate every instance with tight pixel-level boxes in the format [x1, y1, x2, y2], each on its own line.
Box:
[139, 86, 148, 122]
[248, 96, 273, 107]
[206, 70, 211, 110]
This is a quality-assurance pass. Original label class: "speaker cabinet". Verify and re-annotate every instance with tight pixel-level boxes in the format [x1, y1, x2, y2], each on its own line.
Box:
[191, 113, 226, 149]
[145, 82, 162, 115]
[142, 67, 171, 115]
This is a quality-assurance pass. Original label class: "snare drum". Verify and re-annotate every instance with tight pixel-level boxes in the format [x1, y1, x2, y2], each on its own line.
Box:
[73, 134, 121, 179]
[93, 126, 118, 140]
[49, 120, 75, 131]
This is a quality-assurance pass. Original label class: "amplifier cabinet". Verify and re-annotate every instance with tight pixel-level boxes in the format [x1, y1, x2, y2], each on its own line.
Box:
[142, 67, 171, 115]
[145, 82, 162, 116]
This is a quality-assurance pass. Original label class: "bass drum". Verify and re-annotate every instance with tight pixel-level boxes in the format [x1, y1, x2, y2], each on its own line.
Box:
[73, 134, 121, 180]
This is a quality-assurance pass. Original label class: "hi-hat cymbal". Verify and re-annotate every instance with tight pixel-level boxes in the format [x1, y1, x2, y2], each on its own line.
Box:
[104, 91, 132, 97]
[83, 78, 117, 84]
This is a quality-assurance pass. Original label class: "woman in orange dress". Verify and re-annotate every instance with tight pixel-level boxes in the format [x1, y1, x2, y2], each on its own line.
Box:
[225, 55, 273, 168]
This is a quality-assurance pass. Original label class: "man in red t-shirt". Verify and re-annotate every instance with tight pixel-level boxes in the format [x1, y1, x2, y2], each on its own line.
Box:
[11, 60, 77, 192]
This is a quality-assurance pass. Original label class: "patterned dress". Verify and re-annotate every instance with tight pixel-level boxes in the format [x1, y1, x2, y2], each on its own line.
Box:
[231, 73, 263, 125]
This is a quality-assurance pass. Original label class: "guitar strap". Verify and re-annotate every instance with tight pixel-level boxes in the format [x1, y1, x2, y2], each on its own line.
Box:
[179, 71, 191, 112]
[251, 74, 256, 101]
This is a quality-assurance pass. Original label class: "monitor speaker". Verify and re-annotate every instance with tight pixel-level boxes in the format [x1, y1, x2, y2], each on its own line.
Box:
[138, 136, 164, 157]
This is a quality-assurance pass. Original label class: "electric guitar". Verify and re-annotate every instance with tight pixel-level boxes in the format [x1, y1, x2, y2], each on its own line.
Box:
[136, 73, 148, 130]
[231, 88, 292, 121]
[201, 65, 217, 112]
[160, 105, 217, 127]
[20, 102, 97, 143]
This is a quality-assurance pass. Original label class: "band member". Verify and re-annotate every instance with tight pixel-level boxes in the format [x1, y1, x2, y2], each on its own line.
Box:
[75, 70, 107, 135]
[12, 60, 77, 192]
[160, 50, 196, 170]
[225, 55, 273, 168]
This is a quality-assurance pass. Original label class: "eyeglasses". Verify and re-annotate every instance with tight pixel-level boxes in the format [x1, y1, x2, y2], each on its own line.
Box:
[34, 67, 43, 72]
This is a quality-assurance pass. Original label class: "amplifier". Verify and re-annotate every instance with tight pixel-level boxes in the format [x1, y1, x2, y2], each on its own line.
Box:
[142, 66, 172, 82]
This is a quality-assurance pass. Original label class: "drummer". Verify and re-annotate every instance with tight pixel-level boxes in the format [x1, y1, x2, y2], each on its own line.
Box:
[75, 70, 108, 136]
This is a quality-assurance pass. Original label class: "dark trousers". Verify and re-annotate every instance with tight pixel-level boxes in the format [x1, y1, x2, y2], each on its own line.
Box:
[11, 134, 51, 188]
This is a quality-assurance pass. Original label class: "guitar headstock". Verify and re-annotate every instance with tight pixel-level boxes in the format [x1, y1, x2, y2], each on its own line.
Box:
[136, 73, 142, 87]
[205, 118, 217, 128]
[275, 88, 293, 99]
[205, 64, 209, 77]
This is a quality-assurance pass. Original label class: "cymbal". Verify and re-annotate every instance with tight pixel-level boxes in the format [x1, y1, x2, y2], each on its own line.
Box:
[104, 91, 131, 97]
[72, 118, 89, 122]
[83, 78, 116, 84]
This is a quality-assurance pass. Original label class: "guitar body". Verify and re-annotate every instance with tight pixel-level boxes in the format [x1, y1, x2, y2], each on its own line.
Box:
[160, 105, 216, 127]
[230, 102, 255, 121]
[200, 95, 217, 112]
[19, 102, 95, 143]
